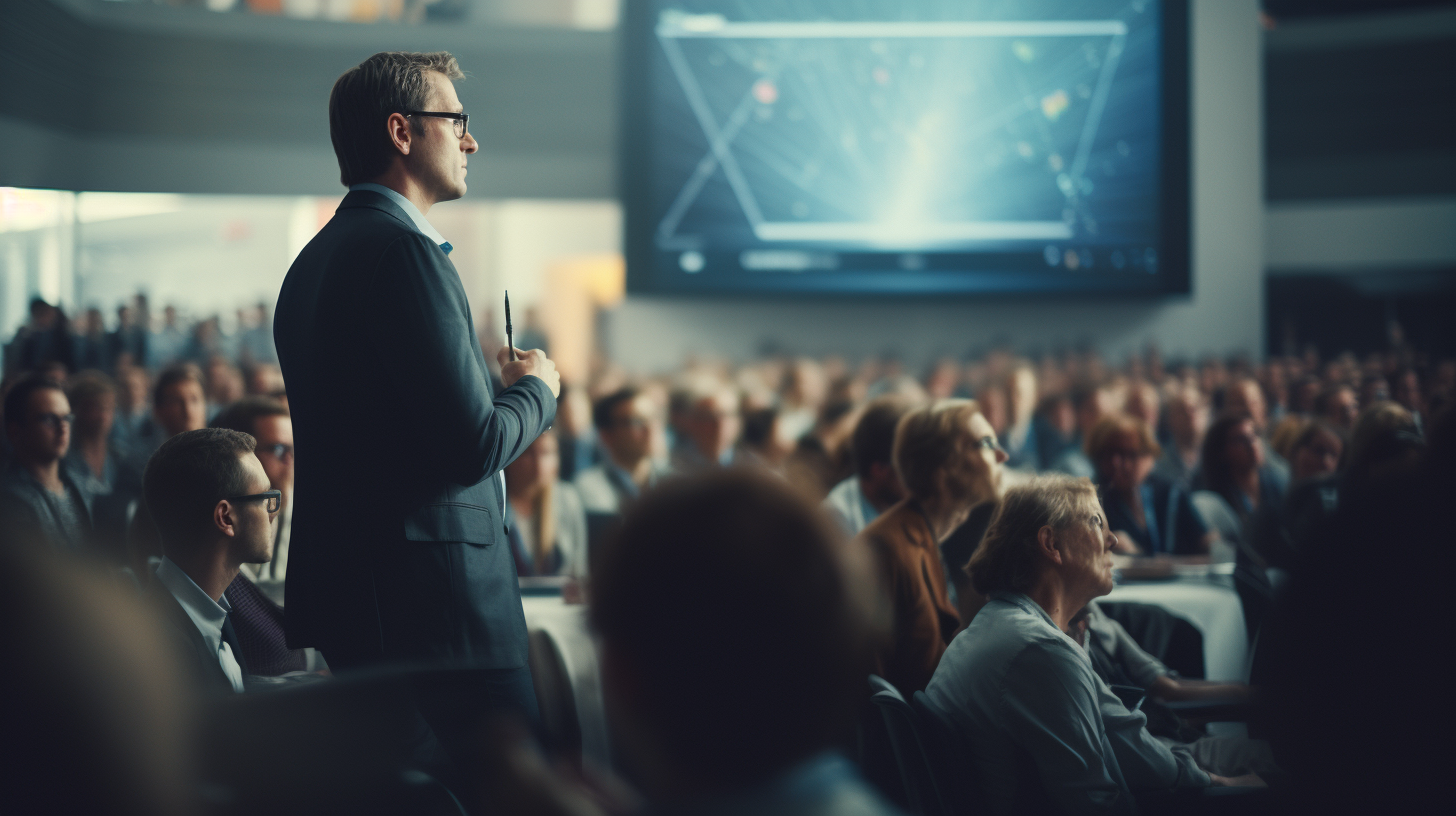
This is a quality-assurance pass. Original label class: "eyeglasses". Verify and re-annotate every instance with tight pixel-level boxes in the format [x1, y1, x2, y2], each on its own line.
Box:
[225, 489, 282, 514]
[32, 413, 74, 431]
[402, 110, 470, 139]
[973, 435, 1005, 454]
[260, 443, 294, 461]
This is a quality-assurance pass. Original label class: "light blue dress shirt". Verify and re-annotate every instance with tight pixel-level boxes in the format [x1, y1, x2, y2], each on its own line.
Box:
[925, 592, 1208, 815]
[156, 557, 245, 693]
[349, 182, 449, 246]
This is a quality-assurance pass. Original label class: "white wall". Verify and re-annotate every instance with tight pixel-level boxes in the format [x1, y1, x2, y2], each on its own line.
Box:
[604, 0, 1265, 371]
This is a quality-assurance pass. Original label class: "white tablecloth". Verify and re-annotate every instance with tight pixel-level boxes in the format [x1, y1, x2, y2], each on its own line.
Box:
[1105, 578, 1249, 682]
[521, 596, 610, 765]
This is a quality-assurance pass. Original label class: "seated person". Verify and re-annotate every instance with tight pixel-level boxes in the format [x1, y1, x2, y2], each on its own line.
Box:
[1087, 414, 1212, 556]
[823, 395, 913, 535]
[210, 397, 294, 593]
[63, 371, 143, 559]
[1251, 421, 1343, 568]
[925, 475, 1255, 815]
[669, 382, 741, 473]
[859, 399, 1007, 693]
[1194, 413, 1287, 539]
[1050, 385, 1116, 480]
[574, 387, 667, 515]
[590, 471, 896, 815]
[142, 428, 279, 694]
[1070, 604, 1276, 779]
[0, 375, 93, 553]
[505, 431, 587, 579]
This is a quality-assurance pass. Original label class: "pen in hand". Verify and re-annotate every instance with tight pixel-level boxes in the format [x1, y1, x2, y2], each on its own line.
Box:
[505, 290, 517, 362]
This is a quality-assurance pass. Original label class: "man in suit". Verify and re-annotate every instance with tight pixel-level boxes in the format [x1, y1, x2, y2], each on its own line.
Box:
[0, 375, 93, 552]
[273, 51, 559, 727]
[142, 428, 279, 695]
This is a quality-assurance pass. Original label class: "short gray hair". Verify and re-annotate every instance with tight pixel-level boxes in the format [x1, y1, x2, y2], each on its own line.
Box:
[965, 474, 1097, 595]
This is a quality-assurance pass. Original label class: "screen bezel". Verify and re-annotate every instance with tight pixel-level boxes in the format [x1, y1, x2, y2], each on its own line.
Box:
[620, 0, 1191, 298]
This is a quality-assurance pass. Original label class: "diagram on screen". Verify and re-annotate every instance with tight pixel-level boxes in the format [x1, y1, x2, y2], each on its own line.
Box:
[654, 12, 1130, 249]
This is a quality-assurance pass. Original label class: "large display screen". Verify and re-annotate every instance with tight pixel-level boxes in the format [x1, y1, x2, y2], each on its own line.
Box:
[621, 0, 1189, 296]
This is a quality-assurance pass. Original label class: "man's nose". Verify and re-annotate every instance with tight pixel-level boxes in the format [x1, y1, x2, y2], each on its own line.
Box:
[463, 132, 479, 153]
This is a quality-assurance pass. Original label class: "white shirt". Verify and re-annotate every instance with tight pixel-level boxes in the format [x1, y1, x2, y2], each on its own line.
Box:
[823, 476, 880, 536]
[156, 557, 245, 693]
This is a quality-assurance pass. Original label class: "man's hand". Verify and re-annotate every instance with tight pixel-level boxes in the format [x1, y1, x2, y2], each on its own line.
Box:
[498, 347, 561, 397]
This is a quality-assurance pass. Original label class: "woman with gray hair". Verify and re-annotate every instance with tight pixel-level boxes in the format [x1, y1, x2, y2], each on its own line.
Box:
[923, 475, 1257, 815]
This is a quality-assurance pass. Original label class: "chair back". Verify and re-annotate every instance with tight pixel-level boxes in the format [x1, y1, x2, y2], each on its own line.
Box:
[867, 676, 948, 816]
[910, 691, 987, 815]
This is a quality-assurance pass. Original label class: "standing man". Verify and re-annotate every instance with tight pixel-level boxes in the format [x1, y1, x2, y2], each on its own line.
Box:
[274, 52, 559, 725]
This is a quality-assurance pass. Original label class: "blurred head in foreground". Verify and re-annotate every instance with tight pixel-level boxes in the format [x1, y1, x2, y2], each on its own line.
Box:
[0, 547, 191, 814]
[590, 471, 876, 805]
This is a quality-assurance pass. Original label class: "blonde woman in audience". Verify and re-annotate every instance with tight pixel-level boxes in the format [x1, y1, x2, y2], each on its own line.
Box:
[859, 398, 1008, 693]
[505, 431, 588, 580]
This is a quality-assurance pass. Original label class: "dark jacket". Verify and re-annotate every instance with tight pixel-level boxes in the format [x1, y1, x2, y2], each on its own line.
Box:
[146, 579, 249, 696]
[860, 500, 960, 694]
[273, 189, 555, 668]
[0, 462, 93, 552]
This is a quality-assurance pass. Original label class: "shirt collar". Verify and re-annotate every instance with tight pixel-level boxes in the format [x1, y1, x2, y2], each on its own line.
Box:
[156, 556, 231, 653]
[349, 183, 449, 246]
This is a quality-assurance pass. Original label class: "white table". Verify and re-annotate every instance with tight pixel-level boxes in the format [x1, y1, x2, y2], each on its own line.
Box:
[521, 596, 610, 766]
[1105, 577, 1249, 682]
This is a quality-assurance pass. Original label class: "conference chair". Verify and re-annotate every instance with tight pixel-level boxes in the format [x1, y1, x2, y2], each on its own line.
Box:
[866, 675, 950, 816]
[910, 691, 986, 815]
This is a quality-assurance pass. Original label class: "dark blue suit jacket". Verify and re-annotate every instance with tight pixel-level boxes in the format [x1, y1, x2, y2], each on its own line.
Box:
[273, 189, 555, 669]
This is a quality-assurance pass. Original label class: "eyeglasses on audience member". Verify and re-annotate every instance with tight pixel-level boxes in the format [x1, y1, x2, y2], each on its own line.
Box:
[259, 443, 293, 461]
[31, 412, 74, 431]
[225, 489, 283, 514]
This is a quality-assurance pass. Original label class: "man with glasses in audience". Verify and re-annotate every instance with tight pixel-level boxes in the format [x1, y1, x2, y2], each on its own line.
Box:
[274, 51, 560, 767]
[575, 387, 666, 515]
[211, 396, 294, 600]
[142, 428, 279, 694]
[0, 376, 93, 552]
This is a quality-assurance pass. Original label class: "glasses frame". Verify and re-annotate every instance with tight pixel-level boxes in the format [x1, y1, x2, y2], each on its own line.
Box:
[401, 110, 470, 139]
[225, 489, 282, 514]
[32, 412, 75, 430]
[260, 443, 294, 461]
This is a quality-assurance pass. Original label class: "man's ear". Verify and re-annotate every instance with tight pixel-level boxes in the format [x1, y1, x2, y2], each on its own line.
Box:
[385, 112, 413, 157]
[213, 500, 237, 539]
[1037, 525, 1063, 565]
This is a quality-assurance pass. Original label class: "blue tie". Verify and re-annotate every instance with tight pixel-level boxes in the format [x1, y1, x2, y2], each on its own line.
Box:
[439, 241, 453, 256]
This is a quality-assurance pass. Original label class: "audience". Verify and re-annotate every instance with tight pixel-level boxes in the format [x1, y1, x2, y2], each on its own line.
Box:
[1087, 414, 1212, 556]
[0, 376, 93, 553]
[209, 396, 294, 601]
[128, 363, 208, 472]
[824, 395, 914, 536]
[591, 471, 893, 815]
[575, 387, 667, 515]
[926, 476, 1255, 816]
[1151, 385, 1207, 488]
[859, 398, 1006, 693]
[142, 428, 279, 694]
[505, 431, 588, 579]
[3, 289, 1453, 812]
[1195, 413, 1287, 539]
[670, 381, 742, 472]
[1050, 383, 1116, 479]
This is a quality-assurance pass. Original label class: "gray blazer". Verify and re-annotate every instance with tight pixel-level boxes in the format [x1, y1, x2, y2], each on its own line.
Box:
[273, 189, 556, 669]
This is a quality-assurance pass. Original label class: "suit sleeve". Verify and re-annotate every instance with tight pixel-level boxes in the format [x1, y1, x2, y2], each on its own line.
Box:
[369, 234, 555, 487]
